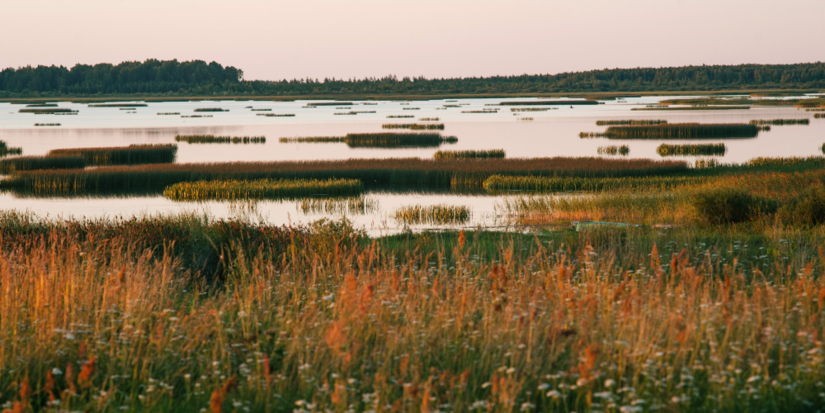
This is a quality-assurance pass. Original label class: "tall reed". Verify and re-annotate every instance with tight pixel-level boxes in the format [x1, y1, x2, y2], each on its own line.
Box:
[656, 143, 726, 156]
[749, 119, 810, 125]
[605, 124, 758, 139]
[175, 135, 266, 144]
[0, 156, 84, 174]
[433, 149, 505, 159]
[394, 204, 470, 225]
[597, 145, 629, 156]
[163, 178, 364, 201]
[0, 141, 23, 157]
[595, 120, 667, 126]
[46, 144, 177, 166]
[382, 124, 445, 130]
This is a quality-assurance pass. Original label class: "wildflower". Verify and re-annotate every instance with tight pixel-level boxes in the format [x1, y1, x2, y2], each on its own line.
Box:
[52, 368, 63, 376]
[520, 402, 536, 411]
[546, 390, 561, 398]
[604, 379, 615, 387]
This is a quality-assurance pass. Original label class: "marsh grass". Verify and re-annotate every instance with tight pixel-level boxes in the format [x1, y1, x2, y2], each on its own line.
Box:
[749, 119, 810, 125]
[0, 141, 22, 157]
[500, 100, 599, 106]
[344, 133, 456, 148]
[257, 113, 295, 117]
[194, 108, 228, 112]
[19, 108, 76, 114]
[632, 106, 750, 111]
[157, 112, 180, 115]
[605, 123, 758, 139]
[418, 117, 439, 121]
[657, 143, 726, 156]
[394, 204, 470, 225]
[34, 123, 61, 126]
[0, 156, 84, 174]
[815, 114, 825, 119]
[597, 145, 629, 156]
[181, 115, 212, 118]
[461, 110, 498, 114]
[250, 109, 272, 112]
[596, 120, 667, 126]
[433, 149, 505, 159]
[163, 178, 364, 201]
[297, 197, 378, 215]
[484, 174, 702, 194]
[46, 144, 177, 166]
[278, 137, 346, 143]
[387, 115, 414, 118]
[88, 103, 148, 107]
[509, 108, 555, 112]
[307, 102, 353, 106]
[381, 123, 445, 130]
[175, 135, 266, 144]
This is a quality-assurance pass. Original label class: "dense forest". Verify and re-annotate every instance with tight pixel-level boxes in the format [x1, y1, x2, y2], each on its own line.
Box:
[1, 60, 824, 97]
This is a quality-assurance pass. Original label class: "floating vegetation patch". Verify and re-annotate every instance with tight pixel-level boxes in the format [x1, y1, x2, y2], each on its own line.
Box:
[89, 103, 148, 107]
[394, 204, 470, 226]
[656, 143, 726, 157]
[174, 135, 266, 144]
[499, 100, 599, 106]
[306, 102, 353, 107]
[19, 108, 77, 114]
[25, 104, 58, 108]
[483, 174, 702, 194]
[334, 111, 376, 115]
[605, 123, 758, 139]
[335, 107, 351, 109]
[181, 115, 212, 118]
[816, 114, 825, 119]
[419, 117, 439, 121]
[0, 156, 84, 174]
[193, 108, 228, 112]
[461, 110, 498, 114]
[509, 108, 555, 112]
[278, 137, 346, 143]
[34, 123, 61, 127]
[805, 108, 825, 112]
[2, 157, 687, 195]
[595, 120, 667, 126]
[433, 149, 505, 159]
[757, 125, 772, 131]
[0, 141, 22, 157]
[157, 112, 180, 115]
[387, 115, 414, 118]
[163, 178, 364, 201]
[749, 119, 810, 126]
[361, 102, 377, 105]
[579, 132, 608, 138]
[517, 117, 533, 121]
[46, 144, 177, 166]
[382, 123, 445, 130]
[250, 109, 271, 112]
[297, 197, 378, 215]
[443, 105, 461, 108]
[257, 113, 295, 117]
[402, 108, 420, 111]
[118, 108, 137, 111]
[345, 133, 456, 148]
[694, 158, 721, 168]
[597, 145, 629, 156]
[632, 106, 750, 111]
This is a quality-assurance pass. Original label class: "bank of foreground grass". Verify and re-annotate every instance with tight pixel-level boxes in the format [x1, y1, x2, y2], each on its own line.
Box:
[2, 210, 825, 412]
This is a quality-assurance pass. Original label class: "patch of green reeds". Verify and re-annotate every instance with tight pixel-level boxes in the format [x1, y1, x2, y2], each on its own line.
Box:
[297, 197, 378, 215]
[344, 133, 457, 148]
[509, 108, 554, 112]
[749, 119, 810, 125]
[394, 204, 470, 225]
[174, 135, 266, 144]
[0, 141, 22, 157]
[604, 123, 758, 139]
[46, 144, 177, 166]
[257, 113, 295, 117]
[694, 158, 722, 168]
[19, 108, 76, 114]
[181, 115, 212, 118]
[34, 123, 60, 127]
[461, 109, 498, 114]
[157, 112, 180, 115]
[278, 137, 346, 143]
[579, 132, 608, 138]
[814, 113, 825, 119]
[88, 103, 148, 107]
[483, 174, 703, 194]
[517, 117, 533, 121]
[193, 108, 228, 112]
[597, 145, 629, 156]
[595, 120, 667, 126]
[632, 106, 750, 111]
[805, 108, 825, 112]
[1, 157, 688, 195]
[25, 103, 58, 107]
[306, 102, 353, 106]
[118, 108, 137, 110]
[747, 156, 825, 167]
[381, 123, 445, 130]
[334, 111, 376, 115]
[657, 143, 726, 156]
[250, 108, 271, 111]
[500, 100, 598, 106]
[0, 156, 84, 174]
[433, 149, 505, 159]
[401, 108, 420, 110]
[418, 117, 439, 121]
[387, 115, 414, 118]
[163, 178, 363, 201]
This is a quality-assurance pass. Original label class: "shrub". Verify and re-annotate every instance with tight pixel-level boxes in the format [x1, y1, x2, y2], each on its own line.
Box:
[778, 188, 825, 225]
[692, 188, 768, 224]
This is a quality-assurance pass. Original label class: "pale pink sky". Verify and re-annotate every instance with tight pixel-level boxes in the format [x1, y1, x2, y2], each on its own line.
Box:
[2, 0, 823, 81]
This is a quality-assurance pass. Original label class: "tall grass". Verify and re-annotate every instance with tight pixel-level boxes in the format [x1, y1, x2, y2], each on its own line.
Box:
[163, 178, 364, 201]
[462, 110, 498, 114]
[483, 174, 702, 194]
[46, 144, 177, 166]
[657, 143, 726, 156]
[278, 137, 346, 143]
[749, 119, 810, 125]
[805, 108, 825, 112]
[0, 156, 84, 174]
[509, 108, 554, 112]
[394, 204, 470, 225]
[815, 113, 825, 119]
[175, 135, 266, 144]
[307, 102, 353, 106]
[1, 157, 688, 194]
[595, 119, 667, 126]
[605, 123, 758, 139]
[419, 117, 439, 121]
[181, 115, 212, 118]
[382, 123, 445, 130]
[297, 197, 378, 215]
[597, 145, 629, 155]
[433, 149, 505, 159]
[334, 111, 376, 115]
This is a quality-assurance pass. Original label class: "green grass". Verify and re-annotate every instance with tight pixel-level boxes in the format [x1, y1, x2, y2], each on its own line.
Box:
[163, 178, 364, 201]
[605, 123, 758, 139]
[279, 136, 346, 143]
[815, 113, 825, 119]
[749, 118, 810, 125]
[595, 119, 667, 126]
[297, 197, 378, 215]
[46, 144, 177, 166]
[382, 123, 445, 130]
[509, 107, 555, 112]
[175, 135, 266, 144]
[394, 204, 471, 225]
[0, 156, 85, 174]
[433, 149, 505, 159]
[657, 143, 726, 156]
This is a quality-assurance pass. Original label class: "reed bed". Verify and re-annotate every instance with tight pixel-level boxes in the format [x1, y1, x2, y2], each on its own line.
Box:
[0, 156, 84, 174]
[805, 108, 825, 112]
[181, 115, 212, 118]
[517, 117, 534, 121]
[461, 110, 498, 114]
[579, 132, 608, 138]
[257, 113, 295, 117]
[747, 156, 825, 167]
[54, 112, 78, 116]
[163, 178, 363, 201]
[24, 103, 58, 107]
[418, 117, 439, 121]
[1, 157, 688, 194]
[88, 103, 148, 107]
[278, 137, 346, 143]
[500, 100, 599, 106]
[33, 123, 60, 126]
[509, 107, 554, 112]
[597, 145, 629, 156]
[335, 107, 351, 109]
[694, 158, 721, 168]
[387, 115, 414, 118]
[483, 174, 704, 193]
[657, 143, 726, 156]
[46, 144, 177, 166]
[306, 102, 353, 106]
[250, 108, 272, 111]
[344, 133, 457, 148]
[157, 112, 180, 115]
[402, 108, 420, 110]
[0, 141, 22, 157]
[632, 106, 750, 111]
[749, 119, 810, 125]
[174, 135, 266, 144]
[605, 123, 758, 139]
[433, 149, 505, 159]
[118, 107, 137, 110]
[297, 196, 378, 215]
[595, 119, 667, 126]
[758, 125, 772, 131]
[19, 108, 76, 114]
[381, 123, 445, 130]
[394, 204, 470, 225]
[815, 113, 825, 119]
[334, 111, 376, 115]
[443, 104, 461, 108]
[194, 108, 229, 112]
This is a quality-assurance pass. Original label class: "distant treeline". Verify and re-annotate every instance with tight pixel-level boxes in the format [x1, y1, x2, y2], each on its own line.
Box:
[2, 60, 825, 97]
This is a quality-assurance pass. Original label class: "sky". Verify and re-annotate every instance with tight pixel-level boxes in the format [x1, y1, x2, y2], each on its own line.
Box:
[2, 0, 824, 81]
